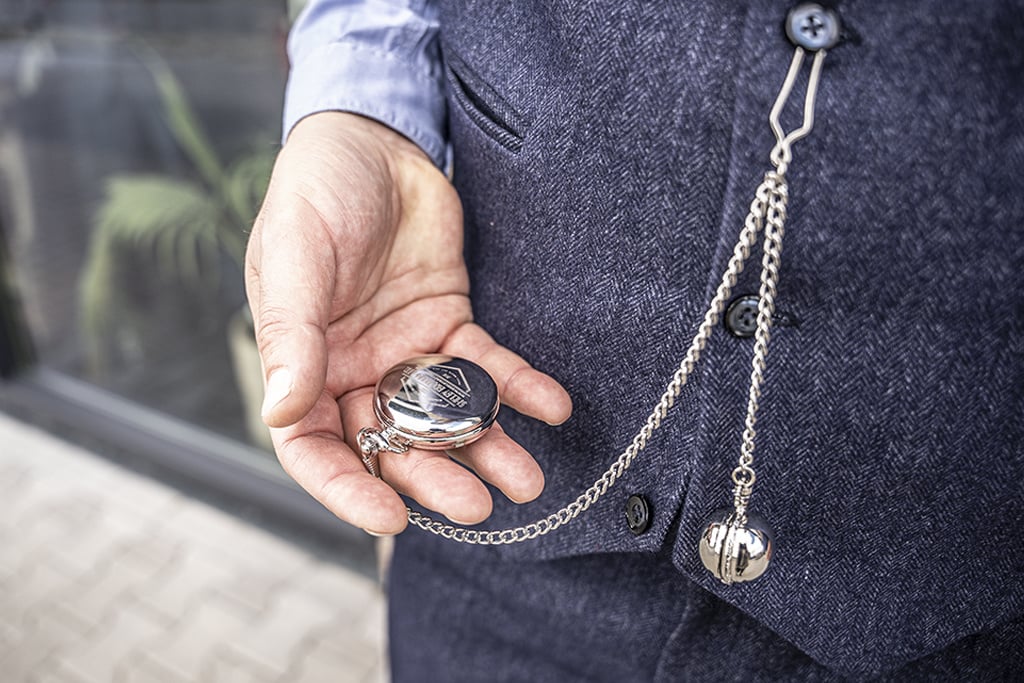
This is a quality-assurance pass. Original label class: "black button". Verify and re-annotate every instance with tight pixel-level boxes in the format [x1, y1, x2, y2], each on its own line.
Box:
[625, 495, 652, 536]
[725, 295, 759, 338]
[786, 3, 841, 51]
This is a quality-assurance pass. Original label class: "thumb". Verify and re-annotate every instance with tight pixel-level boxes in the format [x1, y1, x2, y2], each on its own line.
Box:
[246, 203, 334, 429]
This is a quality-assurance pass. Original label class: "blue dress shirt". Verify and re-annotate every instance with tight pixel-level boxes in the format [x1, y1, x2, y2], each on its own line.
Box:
[284, 0, 448, 168]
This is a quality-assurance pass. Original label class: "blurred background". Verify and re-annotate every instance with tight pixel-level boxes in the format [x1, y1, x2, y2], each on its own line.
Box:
[0, 1, 386, 680]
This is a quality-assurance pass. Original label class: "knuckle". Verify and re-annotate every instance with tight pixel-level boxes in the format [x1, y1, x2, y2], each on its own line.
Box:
[253, 308, 296, 358]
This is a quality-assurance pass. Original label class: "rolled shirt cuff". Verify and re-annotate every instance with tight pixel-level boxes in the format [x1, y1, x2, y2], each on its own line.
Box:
[283, 40, 448, 169]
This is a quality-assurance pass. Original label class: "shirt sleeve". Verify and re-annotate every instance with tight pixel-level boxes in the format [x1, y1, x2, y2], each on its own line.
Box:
[283, 0, 448, 169]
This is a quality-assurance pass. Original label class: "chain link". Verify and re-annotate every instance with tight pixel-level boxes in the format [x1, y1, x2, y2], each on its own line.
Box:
[407, 47, 820, 545]
[731, 172, 788, 518]
[406, 173, 786, 544]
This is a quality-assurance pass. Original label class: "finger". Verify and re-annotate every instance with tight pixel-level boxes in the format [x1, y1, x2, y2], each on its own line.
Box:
[443, 323, 573, 426]
[447, 423, 545, 504]
[383, 448, 495, 525]
[323, 292, 472, 393]
[246, 199, 334, 429]
[339, 388, 494, 525]
[270, 393, 409, 535]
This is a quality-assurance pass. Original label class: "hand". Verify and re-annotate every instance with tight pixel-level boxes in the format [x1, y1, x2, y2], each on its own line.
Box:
[246, 112, 572, 535]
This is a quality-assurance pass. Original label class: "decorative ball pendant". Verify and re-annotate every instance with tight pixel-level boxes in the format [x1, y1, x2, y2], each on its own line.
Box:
[699, 508, 773, 585]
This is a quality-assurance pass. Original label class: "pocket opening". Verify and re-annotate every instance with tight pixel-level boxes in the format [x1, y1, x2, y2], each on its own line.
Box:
[443, 48, 527, 153]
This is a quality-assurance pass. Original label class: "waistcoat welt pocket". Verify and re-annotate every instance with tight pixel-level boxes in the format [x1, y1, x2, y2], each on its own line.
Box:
[443, 46, 528, 153]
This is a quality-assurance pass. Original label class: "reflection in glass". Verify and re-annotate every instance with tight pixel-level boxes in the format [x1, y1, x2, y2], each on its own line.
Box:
[0, 1, 290, 451]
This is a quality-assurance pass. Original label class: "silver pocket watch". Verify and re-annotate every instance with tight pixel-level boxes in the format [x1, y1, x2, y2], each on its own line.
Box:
[357, 355, 499, 477]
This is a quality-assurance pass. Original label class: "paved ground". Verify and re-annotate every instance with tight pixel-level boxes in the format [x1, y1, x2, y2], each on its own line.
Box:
[0, 412, 388, 683]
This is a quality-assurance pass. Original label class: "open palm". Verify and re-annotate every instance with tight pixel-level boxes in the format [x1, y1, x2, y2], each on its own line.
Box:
[246, 113, 571, 534]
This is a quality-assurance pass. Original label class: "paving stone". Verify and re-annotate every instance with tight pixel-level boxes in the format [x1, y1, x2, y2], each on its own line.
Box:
[8, 496, 104, 566]
[97, 472, 183, 522]
[51, 601, 167, 683]
[224, 585, 344, 678]
[303, 620, 379, 677]
[289, 560, 380, 617]
[0, 617, 20, 654]
[117, 654, 184, 683]
[131, 546, 237, 623]
[0, 605, 91, 683]
[157, 507, 316, 618]
[212, 569, 284, 617]
[287, 635, 375, 683]
[47, 540, 178, 631]
[2, 457, 108, 507]
[339, 597, 387, 670]
[39, 513, 154, 579]
[0, 415, 118, 484]
[272, 568, 384, 679]
[205, 651, 279, 683]
[0, 532, 19, 582]
[0, 414, 387, 683]
[112, 534, 182, 579]
[165, 502, 314, 578]
[362, 663, 389, 683]
[7, 559, 85, 629]
[28, 670, 83, 683]
[136, 596, 250, 682]
[92, 503, 175, 545]
[0, 462, 32, 501]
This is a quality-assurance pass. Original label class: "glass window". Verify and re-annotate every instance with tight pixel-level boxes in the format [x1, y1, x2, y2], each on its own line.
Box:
[0, 0, 291, 452]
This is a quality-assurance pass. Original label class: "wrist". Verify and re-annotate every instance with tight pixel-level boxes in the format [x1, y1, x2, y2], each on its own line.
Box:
[288, 111, 439, 183]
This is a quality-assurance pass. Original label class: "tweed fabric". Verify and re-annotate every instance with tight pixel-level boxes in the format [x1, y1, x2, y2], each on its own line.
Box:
[390, 0, 1024, 678]
[391, 530, 1024, 681]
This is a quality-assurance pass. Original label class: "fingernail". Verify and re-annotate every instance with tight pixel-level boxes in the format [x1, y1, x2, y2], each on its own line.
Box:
[448, 515, 483, 526]
[261, 369, 293, 418]
[365, 529, 391, 538]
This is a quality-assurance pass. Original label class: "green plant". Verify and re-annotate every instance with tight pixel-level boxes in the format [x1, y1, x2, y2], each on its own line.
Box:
[79, 47, 274, 375]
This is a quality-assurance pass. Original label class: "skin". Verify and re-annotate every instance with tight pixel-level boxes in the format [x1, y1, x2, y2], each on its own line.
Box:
[246, 111, 573, 535]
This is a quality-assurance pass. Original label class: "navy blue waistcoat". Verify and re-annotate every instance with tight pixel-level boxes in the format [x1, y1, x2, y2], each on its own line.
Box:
[430, 0, 1024, 676]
